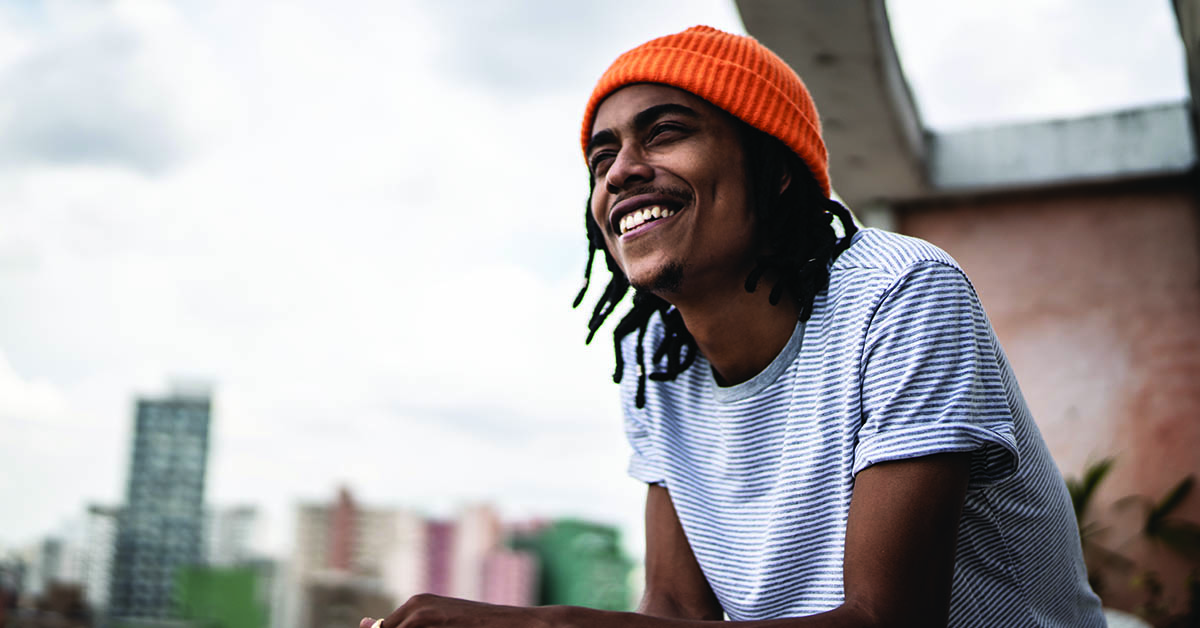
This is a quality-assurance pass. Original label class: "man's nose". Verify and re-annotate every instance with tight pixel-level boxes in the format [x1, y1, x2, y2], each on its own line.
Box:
[605, 148, 654, 195]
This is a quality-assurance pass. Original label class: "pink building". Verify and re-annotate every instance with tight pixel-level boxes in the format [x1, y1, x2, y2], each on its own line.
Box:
[480, 549, 539, 607]
[423, 520, 455, 597]
[287, 492, 540, 628]
[328, 488, 356, 572]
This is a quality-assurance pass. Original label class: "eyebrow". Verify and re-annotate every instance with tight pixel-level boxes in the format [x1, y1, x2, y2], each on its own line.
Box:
[586, 103, 699, 157]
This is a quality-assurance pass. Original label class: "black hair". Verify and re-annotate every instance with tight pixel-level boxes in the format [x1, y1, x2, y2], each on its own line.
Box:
[573, 122, 858, 408]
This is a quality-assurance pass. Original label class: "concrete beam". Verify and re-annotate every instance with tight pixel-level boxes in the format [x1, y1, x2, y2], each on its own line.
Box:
[1176, 0, 1200, 157]
[929, 103, 1197, 192]
[1177, 0, 1199, 115]
[735, 0, 929, 208]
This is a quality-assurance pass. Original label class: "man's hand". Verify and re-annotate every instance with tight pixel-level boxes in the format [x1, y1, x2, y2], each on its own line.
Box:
[360, 594, 555, 628]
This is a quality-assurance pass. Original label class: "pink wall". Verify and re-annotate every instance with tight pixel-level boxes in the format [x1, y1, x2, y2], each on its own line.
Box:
[899, 178, 1200, 615]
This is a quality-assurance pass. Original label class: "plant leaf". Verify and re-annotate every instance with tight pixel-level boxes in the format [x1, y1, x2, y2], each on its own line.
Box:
[1068, 458, 1116, 520]
[1153, 519, 1200, 560]
[1147, 476, 1195, 536]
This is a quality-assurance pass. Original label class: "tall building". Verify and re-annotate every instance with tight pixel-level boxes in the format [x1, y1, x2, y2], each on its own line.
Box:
[378, 511, 426, 604]
[26, 539, 63, 597]
[292, 488, 390, 580]
[18, 519, 89, 599]
[108, 384, 212, 621]
[84, 505, 121, 613]
[324, 489, 355, 571]
[448, 505, 500, 601]
[479, 549, 538, 607]
[205, 506, 259, 567]
[286, 487, 421, 628]
[422, 520, 454, 597]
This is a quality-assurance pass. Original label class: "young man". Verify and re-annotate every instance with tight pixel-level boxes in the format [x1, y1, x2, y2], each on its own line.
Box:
[364, 25, 1105, 627]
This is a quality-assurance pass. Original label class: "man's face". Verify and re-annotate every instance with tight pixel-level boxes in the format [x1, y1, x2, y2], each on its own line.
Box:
[587, 84, 757, 298]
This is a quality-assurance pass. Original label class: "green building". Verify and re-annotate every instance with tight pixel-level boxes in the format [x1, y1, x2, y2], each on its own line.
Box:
[513, 519, 633, 611]
[174, 565, 269, 628]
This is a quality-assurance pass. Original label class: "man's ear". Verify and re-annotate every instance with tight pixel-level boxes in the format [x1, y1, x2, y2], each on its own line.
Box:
[778, 166, 792, 196]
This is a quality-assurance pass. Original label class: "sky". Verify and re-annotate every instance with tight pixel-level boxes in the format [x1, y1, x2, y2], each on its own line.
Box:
[0, 0, 1189, 559]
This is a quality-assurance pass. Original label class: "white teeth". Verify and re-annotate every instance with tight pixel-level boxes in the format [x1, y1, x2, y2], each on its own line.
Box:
[618, 205, 678, 235]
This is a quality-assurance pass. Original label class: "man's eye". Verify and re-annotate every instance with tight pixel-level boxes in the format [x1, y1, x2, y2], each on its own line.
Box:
[589, 152, 615, 174]
[648, 123, 685, 141]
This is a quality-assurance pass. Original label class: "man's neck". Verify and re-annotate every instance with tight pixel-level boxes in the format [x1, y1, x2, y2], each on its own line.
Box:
[668, 278, 801, 387]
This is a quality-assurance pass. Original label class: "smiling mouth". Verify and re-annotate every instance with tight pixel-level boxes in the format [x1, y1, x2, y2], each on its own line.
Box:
[618, 205, 678, 236]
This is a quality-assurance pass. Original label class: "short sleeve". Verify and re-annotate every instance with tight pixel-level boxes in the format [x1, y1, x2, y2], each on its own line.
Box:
[624, 403, 667, 485]
[853, 261, 1018, 489]
[620, 325, 669, 485]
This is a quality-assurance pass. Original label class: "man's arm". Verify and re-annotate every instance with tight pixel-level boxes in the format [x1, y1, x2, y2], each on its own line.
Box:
[639, 483, 724, 620]
[836, 452, 970, 626]
[635, 452, 969, 627]
[366, 451, 969, 628]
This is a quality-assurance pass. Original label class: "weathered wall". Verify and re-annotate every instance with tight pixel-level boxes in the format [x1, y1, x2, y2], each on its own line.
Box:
[899, 177, 1200, 614]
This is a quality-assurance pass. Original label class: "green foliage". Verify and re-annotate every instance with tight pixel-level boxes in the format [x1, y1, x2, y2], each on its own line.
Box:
[1065, 457, 1133, 597]
[1068, 458, 1200, 625]
[1144, 476, 1200, 561]
[1066, 457, 1115, 531]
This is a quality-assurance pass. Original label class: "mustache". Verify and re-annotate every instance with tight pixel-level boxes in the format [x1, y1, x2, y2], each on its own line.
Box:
[614, 185, 693, 207]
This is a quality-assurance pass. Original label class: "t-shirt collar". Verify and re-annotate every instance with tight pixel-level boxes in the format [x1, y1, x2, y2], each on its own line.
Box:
[710, 320, 805, 403]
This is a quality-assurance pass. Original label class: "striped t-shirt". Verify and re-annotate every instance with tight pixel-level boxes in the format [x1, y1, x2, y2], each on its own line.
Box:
[621, 229, 1105, 626]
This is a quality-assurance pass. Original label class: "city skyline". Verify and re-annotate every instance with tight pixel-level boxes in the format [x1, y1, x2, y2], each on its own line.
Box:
[3, 482, 635, 628]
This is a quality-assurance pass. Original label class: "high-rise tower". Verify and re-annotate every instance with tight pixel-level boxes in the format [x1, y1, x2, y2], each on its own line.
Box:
[108, 383, 212, 620]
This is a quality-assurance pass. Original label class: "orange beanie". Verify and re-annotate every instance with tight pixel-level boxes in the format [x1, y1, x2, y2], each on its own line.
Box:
[581, 25, 830, 197]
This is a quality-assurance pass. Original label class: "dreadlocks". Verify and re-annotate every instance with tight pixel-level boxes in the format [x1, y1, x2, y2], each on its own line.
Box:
[573, 122, 858, 408]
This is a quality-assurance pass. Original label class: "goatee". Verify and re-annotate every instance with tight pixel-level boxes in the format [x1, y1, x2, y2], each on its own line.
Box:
[632, 262, 685, 294]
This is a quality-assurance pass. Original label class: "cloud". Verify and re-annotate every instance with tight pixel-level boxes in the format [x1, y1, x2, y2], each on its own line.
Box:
[0, 349, 69, 424]
[425, 0, 746, 93]
[0, 19, 180, 172]
[0, 0, 241, 175]
[426, 0, 632, 92]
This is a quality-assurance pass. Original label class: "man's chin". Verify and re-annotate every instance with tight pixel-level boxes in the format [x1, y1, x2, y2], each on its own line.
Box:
[629, 262, 685, 295]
